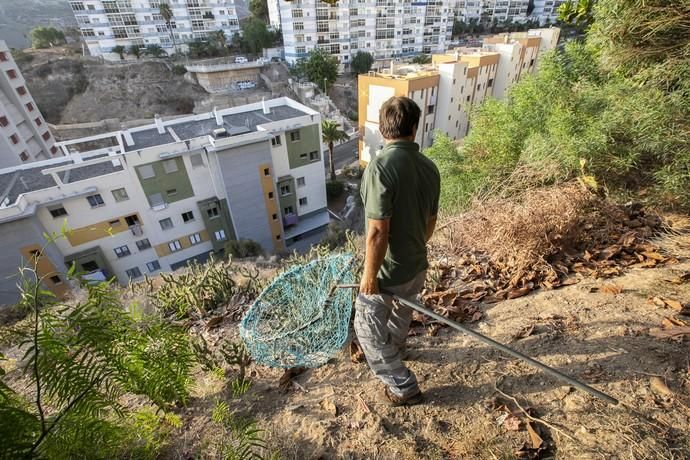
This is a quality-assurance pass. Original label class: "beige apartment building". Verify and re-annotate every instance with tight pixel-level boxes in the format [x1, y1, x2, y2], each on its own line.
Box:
[0, 41, 59, 169]
[358, 27, 560, 162]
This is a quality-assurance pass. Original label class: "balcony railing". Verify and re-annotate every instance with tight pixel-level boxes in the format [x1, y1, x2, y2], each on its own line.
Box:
[129, 224, 143, 236]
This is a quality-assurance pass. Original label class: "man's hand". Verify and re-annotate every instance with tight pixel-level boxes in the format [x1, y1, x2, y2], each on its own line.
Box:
[359, 275, 379, 295]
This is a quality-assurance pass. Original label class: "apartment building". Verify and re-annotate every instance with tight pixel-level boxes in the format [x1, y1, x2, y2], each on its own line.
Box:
[267, 0, 281, 30]
[0, 98, 329, 305]
[453, 0, 531, 23]
[0, 41, 58, 169]
[69, 0, 241, 60]
[279, 0, 454, 70]
[357, 27, 559, 161]
[529, 0, 565, 24]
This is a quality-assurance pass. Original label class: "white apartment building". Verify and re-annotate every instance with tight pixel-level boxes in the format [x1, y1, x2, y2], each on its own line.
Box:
[0, 41, 58, 169]
[0, 98, 330, 305]
[358, 28, 559, 162]
[69, 0, 241, 60]
[454, 0, 531, 23]
[279, 0, 454, 70]
[529, 0, 565, 24]
[267, 0, 281, 30]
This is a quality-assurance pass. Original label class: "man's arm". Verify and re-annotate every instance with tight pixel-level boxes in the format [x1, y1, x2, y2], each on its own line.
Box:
[359, 218, 390, 295]
[426, 215, 437, 242]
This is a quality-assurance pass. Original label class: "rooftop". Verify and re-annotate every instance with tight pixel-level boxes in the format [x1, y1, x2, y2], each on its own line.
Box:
[0, 99, 313, 208]
[123, 105, 308, 152]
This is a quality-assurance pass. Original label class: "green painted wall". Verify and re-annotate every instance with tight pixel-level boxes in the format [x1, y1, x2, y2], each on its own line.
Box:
[277, 177, 297, 217]
[285, 124, 321, 169]
[198, 197, 235, 252]
[136, 157, 194, 206]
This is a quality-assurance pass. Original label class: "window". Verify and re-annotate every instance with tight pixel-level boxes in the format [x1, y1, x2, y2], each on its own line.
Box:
[299, 153, 308, 160]
[7, 69, 17, 79]
[26, 103, 34, 112]
[488, 78, 493, 88]
[48, 205, 67, 218]
[190, 153, 204, 167]
[299, 197, 308, 206]
[181, 211, 194, 222]
[10, 134, 19, 145]
[166, 188, 177, 197]
[271, 135, 281, 146]
[268, 191, 274, 199]
[159, 218, 174, 230]
[272, 213, 278, 220]
[206, 206, 219, 219]
[428, 105, 434, 114]
[466, 95, 471, 102]
[138, 164, 155, 179]
[136, 239, 151, 250]
[50, 275, 62, 285]
[125, 215, 139, 227]
[284, 206, 294, 215]
[309, 151, 319, 161]
[109, 219, 121, 227]
[280, 184, 291, 196]
[114, 245, 131, 258]
[162, 159, 178, 173]
[20, 151, 29, 162]
[276, 234, 281, 240]
[263, 167, 270, 176]
[214, 230, 226, 241]
[111, 188, 129, 202]
[146, 260, 161, 272]
[294, 21, 304, 30]
[126, 267, 142, 279]
[297, 177, 305, 187]
[51, 146, 58, 155]
[189, 233, 201, 245]
[0, 116, 7, 127]
[35, 117, 42, 126]
[16, 86, 27, 96]
[168, 240, 182, 252]
[149, 193, 165, 207]
[0, 52, 7, 62]
[289, 130, 301, 142]
[86, 194, 104, 207]
[42, 131, 51, 141]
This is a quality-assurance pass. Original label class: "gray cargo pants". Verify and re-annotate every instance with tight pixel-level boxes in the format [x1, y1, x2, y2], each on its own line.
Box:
[353, 270, 426, 398]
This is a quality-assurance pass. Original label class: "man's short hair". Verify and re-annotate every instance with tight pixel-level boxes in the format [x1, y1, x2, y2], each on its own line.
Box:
[379, 96, 421, 140]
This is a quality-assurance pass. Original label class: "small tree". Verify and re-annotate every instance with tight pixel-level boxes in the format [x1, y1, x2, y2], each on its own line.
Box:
[557, 0, 595, 28]
[207, 30, 228, 55]
[295, 48, 339, 93]
[128, 44, 142, 59]
[29, 27, 66, 49]
[240, 17, 273, 54]
[350, 51, 374, 75]
[145, 44, 166, 58]
[322, 120, 349, 181]
[411, 54, 432, 64]
[249, 0, 269, 20]
[112, 45, 126, 60]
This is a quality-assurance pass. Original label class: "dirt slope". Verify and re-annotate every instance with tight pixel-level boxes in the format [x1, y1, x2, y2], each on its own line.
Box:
[19, 55, 207, 124]
[174, 232, 690, 459]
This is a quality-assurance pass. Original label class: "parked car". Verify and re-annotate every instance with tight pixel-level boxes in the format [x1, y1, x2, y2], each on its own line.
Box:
[235, 56, 248, 64]
[256, 57, 268, 65]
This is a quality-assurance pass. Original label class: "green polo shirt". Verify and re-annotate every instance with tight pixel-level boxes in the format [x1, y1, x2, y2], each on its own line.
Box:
[360, 140, 441, 287]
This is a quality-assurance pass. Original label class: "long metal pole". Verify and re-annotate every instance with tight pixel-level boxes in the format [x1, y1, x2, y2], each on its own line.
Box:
[386, 291, 619, 405]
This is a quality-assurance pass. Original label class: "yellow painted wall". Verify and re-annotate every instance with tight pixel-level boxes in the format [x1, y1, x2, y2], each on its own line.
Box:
[258, 163, 285, 251]
[20, 244, 69, 299]
[66, 213, 142, 247]
[154, 229, 211, 257]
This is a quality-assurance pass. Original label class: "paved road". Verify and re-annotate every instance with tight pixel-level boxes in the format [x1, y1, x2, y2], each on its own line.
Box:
[323, 138, 359, 174]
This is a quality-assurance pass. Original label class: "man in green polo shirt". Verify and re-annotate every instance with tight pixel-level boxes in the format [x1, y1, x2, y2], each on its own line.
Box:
[354, 96, 440, 406]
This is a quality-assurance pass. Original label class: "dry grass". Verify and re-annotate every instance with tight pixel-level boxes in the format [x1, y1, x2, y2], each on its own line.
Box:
[449, 182, 596, 284]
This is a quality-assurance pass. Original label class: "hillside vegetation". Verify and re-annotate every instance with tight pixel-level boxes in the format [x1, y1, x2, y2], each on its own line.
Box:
[426, 0, 690, 213]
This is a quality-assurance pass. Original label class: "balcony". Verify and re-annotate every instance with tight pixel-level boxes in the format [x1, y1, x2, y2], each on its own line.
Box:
[283, 213, 299, 227]
[129, 224, 143, 236]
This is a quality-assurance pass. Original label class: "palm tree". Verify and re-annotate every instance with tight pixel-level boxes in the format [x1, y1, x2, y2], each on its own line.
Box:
[112, 45, 126, 60]
[160, 3, 178, 57]
[128, 44, 142, 59]
[321, 120, 349, 182]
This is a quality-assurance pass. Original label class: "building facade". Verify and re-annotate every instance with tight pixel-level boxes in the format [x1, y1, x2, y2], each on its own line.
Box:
[0, 41, 59, 169]
[267, 0, 281, 30]
[279, 0, 454, 69]
[357, 27, 559, 161]
[453, 0, 564, 25]
[69, 0, 241, 60]
[0, 98, 329, 305]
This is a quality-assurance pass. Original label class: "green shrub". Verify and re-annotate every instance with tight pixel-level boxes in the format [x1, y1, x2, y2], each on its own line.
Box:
[326, 180, 345, 200]
[225, 239, 263, 259]
[172, 64, 187, 75]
